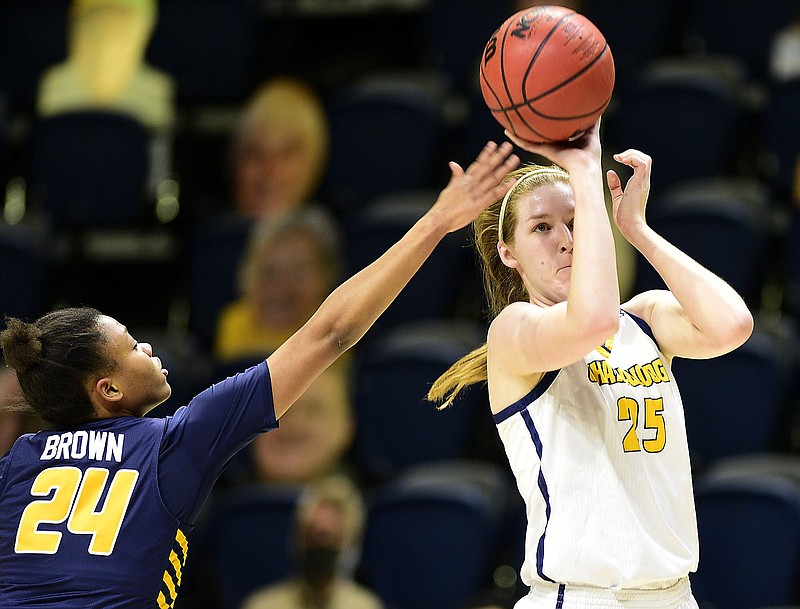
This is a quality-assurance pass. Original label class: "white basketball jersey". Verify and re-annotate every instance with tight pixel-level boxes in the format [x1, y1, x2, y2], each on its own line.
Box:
[493, 310, 699, 589]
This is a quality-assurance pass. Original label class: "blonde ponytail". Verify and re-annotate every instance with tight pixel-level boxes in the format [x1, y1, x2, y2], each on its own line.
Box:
[427, 343, 488, 409]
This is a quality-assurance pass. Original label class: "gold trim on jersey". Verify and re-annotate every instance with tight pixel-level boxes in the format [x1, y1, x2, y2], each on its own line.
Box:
[595, 337, 615, 358]
[156, 528, 189, 609]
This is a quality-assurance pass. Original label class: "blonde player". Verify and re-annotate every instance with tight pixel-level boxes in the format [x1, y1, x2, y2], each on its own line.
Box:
[429, 120, 753, 609]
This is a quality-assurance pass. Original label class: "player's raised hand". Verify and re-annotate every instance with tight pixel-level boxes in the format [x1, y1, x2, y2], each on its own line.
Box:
[427, 141, 519, 233]
[607, 148, 652, 239]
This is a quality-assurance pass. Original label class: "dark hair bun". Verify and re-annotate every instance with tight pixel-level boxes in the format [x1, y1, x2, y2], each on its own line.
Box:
[0, 317, 44, 375]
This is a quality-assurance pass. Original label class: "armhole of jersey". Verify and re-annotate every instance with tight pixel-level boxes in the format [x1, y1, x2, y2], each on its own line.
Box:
[622, 309, 660, 351]
[493, 369, 560, 424]
[261, 360, 278, 428]
[154, 417, 182, 524]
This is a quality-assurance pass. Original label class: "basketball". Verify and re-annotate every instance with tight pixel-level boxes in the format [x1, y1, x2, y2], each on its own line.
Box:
[479, 5, 615, 143]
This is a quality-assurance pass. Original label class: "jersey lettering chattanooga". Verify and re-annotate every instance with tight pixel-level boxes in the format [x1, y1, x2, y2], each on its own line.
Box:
[493, 311, 699, 588]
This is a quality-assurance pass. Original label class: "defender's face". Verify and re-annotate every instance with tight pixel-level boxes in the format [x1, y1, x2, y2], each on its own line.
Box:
[98, 316, 171, 415]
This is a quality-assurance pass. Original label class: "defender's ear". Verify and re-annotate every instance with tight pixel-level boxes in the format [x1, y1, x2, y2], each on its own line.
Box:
[95, 378, 123, 403]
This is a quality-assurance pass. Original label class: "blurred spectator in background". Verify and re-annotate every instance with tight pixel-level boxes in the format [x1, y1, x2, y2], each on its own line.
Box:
[768, 12, 800, 83]
[185, 78, 333, 352]
[246, 362, 356, 485]
[183, 363, 360, 607]
[0, 369, 26, 455]
[214, 207, 342, 363]
[768, 5, 800, 208]
[0, 367, 48, 456]
[240, 474, 384, 609]
[228, 76, 330, 219]
[36, 0, 175, 133]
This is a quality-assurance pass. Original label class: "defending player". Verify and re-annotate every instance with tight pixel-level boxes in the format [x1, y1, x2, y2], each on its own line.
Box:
[0, 142, 519, 609]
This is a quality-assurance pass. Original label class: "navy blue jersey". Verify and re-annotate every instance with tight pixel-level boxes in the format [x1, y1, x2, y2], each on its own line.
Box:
[0, 361, 277, 609]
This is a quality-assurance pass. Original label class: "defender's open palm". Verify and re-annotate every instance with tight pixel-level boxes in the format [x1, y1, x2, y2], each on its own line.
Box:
[429, 141, 519, 233]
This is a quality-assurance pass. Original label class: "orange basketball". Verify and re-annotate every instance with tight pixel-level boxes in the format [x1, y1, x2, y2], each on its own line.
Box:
[479, 5, 615, 143]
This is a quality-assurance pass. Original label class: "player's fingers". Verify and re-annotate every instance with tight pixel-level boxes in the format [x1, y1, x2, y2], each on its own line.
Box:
[471, 142, 517, 185]
[613, 149, 651, 169]
[606, 169, 622, 195]
[492, 177, 519, 200]
[448, 161, 465, 178]
[492, 150, 520, 183]
[480, 142, 517, 176]
[466, 141, 501, 174]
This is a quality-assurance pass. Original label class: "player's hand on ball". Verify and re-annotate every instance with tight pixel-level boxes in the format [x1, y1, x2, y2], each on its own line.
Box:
[504, 118, 602, 173]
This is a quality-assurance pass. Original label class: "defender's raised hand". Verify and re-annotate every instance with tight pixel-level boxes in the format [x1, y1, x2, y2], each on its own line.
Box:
[427, 141, 519, 233]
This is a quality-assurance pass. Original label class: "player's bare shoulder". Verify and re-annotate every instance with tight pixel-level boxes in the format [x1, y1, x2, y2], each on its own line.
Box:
[487, 301, 541, 352]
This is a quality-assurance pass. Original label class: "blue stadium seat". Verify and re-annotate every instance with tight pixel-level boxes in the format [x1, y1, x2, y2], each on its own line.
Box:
[0, 0, 68, 114]
[0, 223, 53, 321]
[672, 328, 790, 472]
[344, 191, 473, 335]
[761, 77, 800, 202]
[27, 111, 151, 230]
[183, 213, 254, 350]
[606, 58, 748, 194]
[683, 0, 799, 81]
[185, 483, 302, 609]
[146, 0, 265, 107]
[322, 73, 446, 216]
[361, 464, 502, 609]
[352, 320, 488, 482]
[692, 470, 800, 609]
[632, 177, 772, 307]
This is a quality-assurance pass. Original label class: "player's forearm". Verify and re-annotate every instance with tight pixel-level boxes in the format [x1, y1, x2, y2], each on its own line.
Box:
[312, 213, 447, 354]
[268, 212, 448, 419]
[631, 223, 753, 346]
[568, 167, 620, 334]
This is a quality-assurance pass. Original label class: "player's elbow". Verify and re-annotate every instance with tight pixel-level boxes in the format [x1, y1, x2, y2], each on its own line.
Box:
[719, 305, 755, 352]
[580, 308, 620, 346]
[702, 305, 754, 356]
[326, 318, 361, 355]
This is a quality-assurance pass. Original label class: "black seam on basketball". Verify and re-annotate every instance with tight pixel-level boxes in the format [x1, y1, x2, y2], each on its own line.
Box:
[497, 11, 521, 111]
[498, 11, 575, 139]
[503, 93, 610, 142]
[496, 95, 611, 123]
[520, 11, 577, 100]
[482, 18, 608, 114]
[479, 8, 613, 141]
[512, 43, 611, 111]
[478, 17, 516, 115]
[508, 11, 576, 133]
[497, 9, 575, 111]
[507, 42, 610, 139]
[478, 62, 495, 105]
